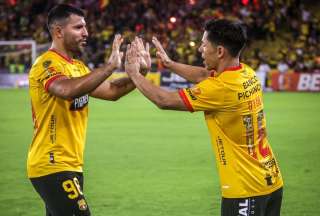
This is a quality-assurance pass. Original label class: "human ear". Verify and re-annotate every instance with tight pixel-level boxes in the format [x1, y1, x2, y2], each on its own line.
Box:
[217, 45, 225, 59]
[54, 25, 64, 39]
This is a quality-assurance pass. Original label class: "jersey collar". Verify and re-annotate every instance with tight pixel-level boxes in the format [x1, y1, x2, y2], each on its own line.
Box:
[211, 64, 243, 77]
[49, 48, 74, 64]
[223, 64, 242, 72]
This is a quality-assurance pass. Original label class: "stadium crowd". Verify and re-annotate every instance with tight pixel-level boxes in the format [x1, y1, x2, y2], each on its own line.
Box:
[0, 0, 320, 74]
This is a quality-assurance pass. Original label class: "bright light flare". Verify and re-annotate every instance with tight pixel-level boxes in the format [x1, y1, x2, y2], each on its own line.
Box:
[189, 0, 196, 5]
[170, 16, 177, 23]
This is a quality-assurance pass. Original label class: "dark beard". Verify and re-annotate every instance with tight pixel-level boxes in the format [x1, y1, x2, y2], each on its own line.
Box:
[70, 46, 84, 58]
[64, 40, 84, 58]
[72, 49, 83, 58]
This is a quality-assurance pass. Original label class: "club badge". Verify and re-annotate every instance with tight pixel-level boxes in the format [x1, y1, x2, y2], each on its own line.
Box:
[43, 60, 52, 68]
[77, 199, 87, 211]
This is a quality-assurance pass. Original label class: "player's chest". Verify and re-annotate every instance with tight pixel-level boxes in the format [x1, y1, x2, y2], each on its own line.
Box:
[65, 65, 85, 77]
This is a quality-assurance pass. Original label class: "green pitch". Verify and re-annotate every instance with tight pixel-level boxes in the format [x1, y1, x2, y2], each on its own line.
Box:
[0, 89, 319, 216]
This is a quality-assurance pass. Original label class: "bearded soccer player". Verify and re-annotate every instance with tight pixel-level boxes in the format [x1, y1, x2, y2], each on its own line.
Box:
[125, 19, 283, 216]
[27, 4, 149, 216]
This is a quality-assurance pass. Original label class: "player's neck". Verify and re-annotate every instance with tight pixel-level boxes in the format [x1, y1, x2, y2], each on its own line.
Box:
[216, 58, 240, 75]
[50, 43, 73, 60]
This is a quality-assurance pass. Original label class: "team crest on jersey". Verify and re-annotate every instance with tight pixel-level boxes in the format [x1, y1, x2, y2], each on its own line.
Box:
[77, 199, 87, 211]
[70, 94, 89, 111]
[43, 60, 52, 68]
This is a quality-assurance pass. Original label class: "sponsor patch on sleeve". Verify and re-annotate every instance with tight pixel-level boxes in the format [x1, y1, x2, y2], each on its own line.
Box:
[185, 88, 197, 100]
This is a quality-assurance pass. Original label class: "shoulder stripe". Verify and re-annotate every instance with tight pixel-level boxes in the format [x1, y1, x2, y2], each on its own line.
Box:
[44, 75, 67, 92]
[178, 89, 194, 112]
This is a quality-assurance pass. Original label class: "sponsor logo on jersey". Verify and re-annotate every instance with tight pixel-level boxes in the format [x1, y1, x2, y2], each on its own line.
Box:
[238, 83, 261, 100]
[243, 76, 259, 89]
[238, 75, 261, 100]
[216, 136, 227, 165]
[49, 115, 56, 144]
[242, 115, 257, 158]
[70, 94, 89, 111]
[186, 88, 197, 100]
[262, 158, 276, 169]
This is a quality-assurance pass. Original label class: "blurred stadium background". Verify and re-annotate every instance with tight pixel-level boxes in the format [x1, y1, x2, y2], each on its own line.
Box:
[0, 0, 320, 215]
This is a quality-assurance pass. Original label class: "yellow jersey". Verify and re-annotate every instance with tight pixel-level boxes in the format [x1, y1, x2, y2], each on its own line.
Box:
[27, 49, 90, 178]
[179, 63, 283, 198]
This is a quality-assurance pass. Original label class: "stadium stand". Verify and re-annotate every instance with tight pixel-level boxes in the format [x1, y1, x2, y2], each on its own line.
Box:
[0, 0, 319, 89]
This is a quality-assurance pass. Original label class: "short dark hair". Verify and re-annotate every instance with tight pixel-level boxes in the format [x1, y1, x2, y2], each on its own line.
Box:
[204, 19, 247, 57]
[47, 4, 85, 32]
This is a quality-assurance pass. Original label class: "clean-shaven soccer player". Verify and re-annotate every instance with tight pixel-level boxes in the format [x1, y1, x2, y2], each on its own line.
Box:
[27, 4, 149, 216]
[125, 19, 283, 216]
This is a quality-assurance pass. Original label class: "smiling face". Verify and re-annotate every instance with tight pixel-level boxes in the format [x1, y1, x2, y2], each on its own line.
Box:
[198, 31, 219, 70]
[56, 14, 88, 55]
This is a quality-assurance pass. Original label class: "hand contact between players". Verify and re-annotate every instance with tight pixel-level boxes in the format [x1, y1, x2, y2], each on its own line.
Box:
[125, 43, 140, 77]
[133, 37, 151, 74]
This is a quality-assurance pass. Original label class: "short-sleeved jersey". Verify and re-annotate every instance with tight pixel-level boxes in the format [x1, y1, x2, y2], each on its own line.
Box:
[179, 63, 283, 198]
[27, 49, 90, 178]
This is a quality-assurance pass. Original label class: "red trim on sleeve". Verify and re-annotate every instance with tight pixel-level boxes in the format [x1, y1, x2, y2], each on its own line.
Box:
[48, 49, 73, 64]
[44, 75, 66, 92]
[178, 89, 194, 112]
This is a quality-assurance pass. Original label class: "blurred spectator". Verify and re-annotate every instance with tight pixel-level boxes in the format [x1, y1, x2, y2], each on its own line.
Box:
[0, 0, 319, 74]
[256, 60, 271, 90]
[277, 59, 289, 74]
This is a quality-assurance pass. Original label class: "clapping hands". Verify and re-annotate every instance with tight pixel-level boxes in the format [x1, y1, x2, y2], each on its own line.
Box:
[107, 35, 170, 77]
[125, 36, 152, 77]
[134, 36, 151, 73]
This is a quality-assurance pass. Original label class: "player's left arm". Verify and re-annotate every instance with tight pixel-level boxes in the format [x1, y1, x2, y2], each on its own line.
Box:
[130, 71, 187, 110]
[125, 42, 188, 111]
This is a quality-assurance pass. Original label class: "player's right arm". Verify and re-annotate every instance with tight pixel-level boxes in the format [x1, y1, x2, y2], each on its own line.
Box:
[47, 34, 123, 100]
[152, 36, 210, 83]
[48, 64, 116, 100]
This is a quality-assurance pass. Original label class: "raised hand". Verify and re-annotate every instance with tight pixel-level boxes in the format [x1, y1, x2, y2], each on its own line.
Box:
[125, 43, 140, 76]
[134, 37, 151, 72]
[152, 36, 172, 68]
[106, 34, 124, 70]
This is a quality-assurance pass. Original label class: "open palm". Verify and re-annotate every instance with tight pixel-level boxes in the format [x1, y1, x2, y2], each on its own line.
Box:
[135, 37, 151, 71]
